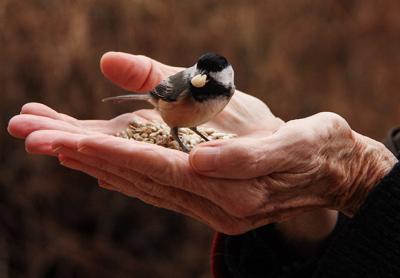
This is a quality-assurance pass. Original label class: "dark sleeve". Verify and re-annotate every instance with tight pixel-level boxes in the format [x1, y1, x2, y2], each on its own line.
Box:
[213, 222, 334, 278]
[314, 161, 400, 277]
[212, 128, 400, 278]
[384, 127, 400, 157]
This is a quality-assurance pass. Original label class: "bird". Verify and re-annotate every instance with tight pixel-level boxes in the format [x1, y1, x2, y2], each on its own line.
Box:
[102, 52, 235, 152]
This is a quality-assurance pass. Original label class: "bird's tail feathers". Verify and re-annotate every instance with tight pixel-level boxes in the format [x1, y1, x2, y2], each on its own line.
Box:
[102, 94, 152, 103]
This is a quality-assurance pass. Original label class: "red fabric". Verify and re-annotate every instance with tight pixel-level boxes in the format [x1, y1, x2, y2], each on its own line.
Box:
[210, 232, 229, 278]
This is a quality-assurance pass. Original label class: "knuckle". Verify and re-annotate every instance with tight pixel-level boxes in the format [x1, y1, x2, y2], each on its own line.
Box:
[223, 142, 260, 169]
[121, 64, 140, 90]
[318, 111, 342, 121]
[318, 112, 350, 131]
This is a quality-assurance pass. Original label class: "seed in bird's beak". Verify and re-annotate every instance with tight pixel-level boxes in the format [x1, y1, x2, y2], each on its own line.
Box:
[191, 74, 207, 88]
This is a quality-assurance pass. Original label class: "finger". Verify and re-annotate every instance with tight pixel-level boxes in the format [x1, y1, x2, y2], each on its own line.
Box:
[18, 102, 134, 134]
[75, 134, 186, 173]
[7, 114, 91, 139]
[25, 130, 86, 156]
[56, 148, 247, 233]
[52, 134, 277, 223]
[68, 135, 273, 219]
[189, 136, 286, 179]
[20, 102, 79, 124]
[54, 145, 207, 212]
[18, 102, 119, 134]
[16, 103, 164, 136]
[100, 51, 181, 92]
[57, 153, 206, 224]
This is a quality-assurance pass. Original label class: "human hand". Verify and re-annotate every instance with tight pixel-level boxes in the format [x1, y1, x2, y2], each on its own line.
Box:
[98, 51, 284, 137]
[190, 112, 398, 218]
[8, 52, 284, 234]
[10, 52, 395, 236]
[10, 109, 394, 236]
[7, 51, 283, 154]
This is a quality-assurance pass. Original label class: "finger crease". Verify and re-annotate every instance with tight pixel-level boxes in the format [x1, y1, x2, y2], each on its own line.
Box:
[138, 59, 156, 92]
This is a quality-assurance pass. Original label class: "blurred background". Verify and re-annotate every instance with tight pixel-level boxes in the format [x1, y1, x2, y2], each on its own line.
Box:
[1, 0, 400, 277]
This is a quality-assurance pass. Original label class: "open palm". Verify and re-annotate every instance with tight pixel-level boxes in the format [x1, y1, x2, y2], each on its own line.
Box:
[8, 52, 285, 234]
[9, 52, 282, 153]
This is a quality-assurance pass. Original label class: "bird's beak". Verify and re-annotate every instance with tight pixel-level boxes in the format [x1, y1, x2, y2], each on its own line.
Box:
[191, 74, 208, 88]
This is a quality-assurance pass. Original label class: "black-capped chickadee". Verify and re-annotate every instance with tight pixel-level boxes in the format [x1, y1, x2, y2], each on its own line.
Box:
[103, 53, 235, 152]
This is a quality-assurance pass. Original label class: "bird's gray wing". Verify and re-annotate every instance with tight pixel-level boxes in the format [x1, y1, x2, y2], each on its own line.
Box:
[150, 68, 191, 102]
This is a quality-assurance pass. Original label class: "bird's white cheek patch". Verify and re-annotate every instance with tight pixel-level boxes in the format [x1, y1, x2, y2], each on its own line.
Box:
[209, 66, 234, 86]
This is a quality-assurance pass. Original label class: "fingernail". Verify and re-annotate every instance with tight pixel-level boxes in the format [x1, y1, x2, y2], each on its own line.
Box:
[191, 147, 220, 172]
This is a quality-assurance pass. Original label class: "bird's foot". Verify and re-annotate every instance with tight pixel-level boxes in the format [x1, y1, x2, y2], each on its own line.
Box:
[171, 127, 190, 153]
[190, 127, 210, 142]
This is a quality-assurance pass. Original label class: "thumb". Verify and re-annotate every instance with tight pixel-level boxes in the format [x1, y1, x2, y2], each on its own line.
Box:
[189, 137, 281, 179]
[100, 51, 181, 92]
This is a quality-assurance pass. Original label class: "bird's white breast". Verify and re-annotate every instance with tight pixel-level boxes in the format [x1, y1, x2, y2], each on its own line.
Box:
[157, 96, 230, 128]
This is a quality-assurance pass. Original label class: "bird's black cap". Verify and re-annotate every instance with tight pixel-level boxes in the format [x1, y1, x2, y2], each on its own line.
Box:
[196, 53, 229, 72]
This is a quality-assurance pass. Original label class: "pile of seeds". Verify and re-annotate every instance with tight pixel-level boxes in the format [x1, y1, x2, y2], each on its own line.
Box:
[115, 119, 237, 152]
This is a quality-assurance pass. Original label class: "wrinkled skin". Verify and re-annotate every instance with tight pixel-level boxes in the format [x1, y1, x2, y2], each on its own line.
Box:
[7, 52, 397, 235]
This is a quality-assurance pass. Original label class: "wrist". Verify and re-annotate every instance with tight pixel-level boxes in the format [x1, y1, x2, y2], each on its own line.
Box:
[339, 131, 398, 216]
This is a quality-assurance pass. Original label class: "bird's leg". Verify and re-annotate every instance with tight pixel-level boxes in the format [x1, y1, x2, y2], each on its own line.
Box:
[170, 127, 189, 153]
[190, 127, 210, 142]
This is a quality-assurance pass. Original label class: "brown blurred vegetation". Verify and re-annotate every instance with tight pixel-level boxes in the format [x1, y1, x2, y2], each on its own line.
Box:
[1, 0, 400, 277]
